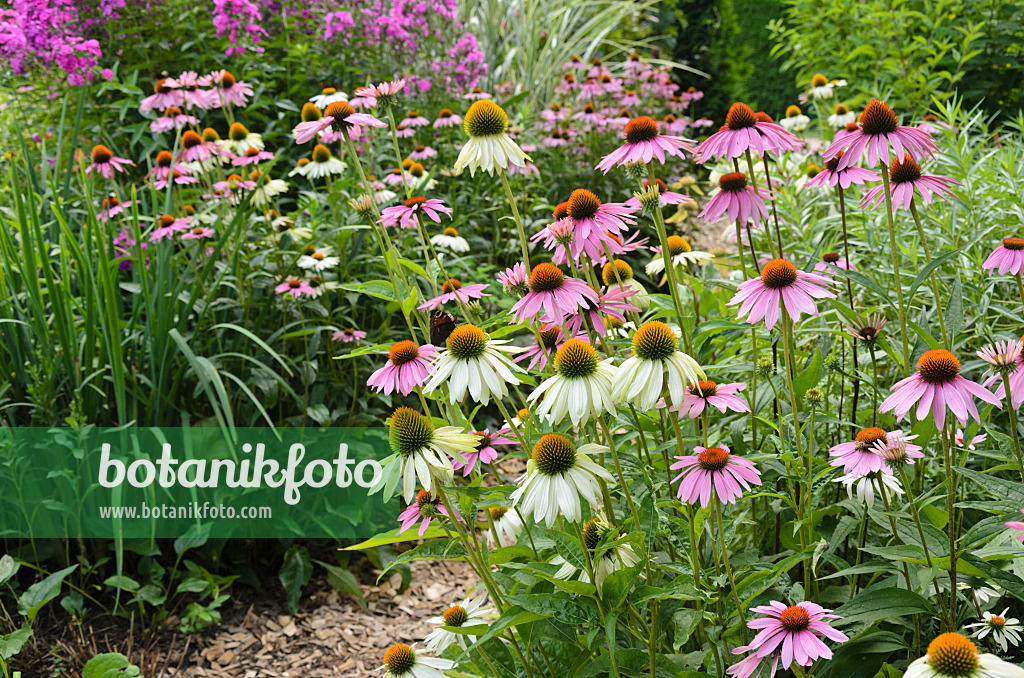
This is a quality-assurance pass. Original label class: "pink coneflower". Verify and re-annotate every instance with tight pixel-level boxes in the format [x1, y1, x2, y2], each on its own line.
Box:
[727, 602, 848, 678]
[400, 110, 430, 127]
[572, 103, 605, 127]
[463, 87, 491, 100]
[620, 90, 642, 107]
[409, 145, 438, 161]
[674, 380, 749, 418]
[543, 131, 569, 148]
[979, 338, 1024, 409]
[176, 130, 221, 164]
[563, 286, 639, 337]
[149, 214, 192, 243]
[497, 262, 529, 297]
[556, 189, 637, 262]
[200, 70, 253, 108]
[397, 489, 458, 536]
[432, 108, 462, 128]
[452, 429, 514, 476]
[814, 253, 857, 272]
[367, 340, 438, 395]
[955, 429, 987, 450]
[139, 78, 183, 113]
[166, 71, 217, 110]
[700, 172, 771, 226]
[694, 103, 799, 163]
[671, 445, 762, 507]
[1007, 509, 1024, 540]
[149, 150, 199, 189]
[514, 324, 566, 372]
[181, 226, 215, 241]
[728, 258, 835, 330]
[805, 151, 880, 190]
[511, 263, 598, 325]
[625, 178, 696, 210]
[97, 195, 131, 222]
[276, 278, 316, 298]
[380, 196, 453, 230]
[86, 144, 134, 178]
[353, 79, 406, 108]
[211, 174, 256, 193]
[507, 159, 540, 177]
[333, 328, 367, 343]
[860, 156, 960, 211]
[595, 116, 694, 173]
[232, 147, 275, 166]
[982, 238, 1024, 275]
[879, 349, 1001, 429]
[293, 101, 385, 144]
[418, 279, 491, 311]
[150, 106, 198, 133]
[829, 428, 921, 476]
[823, 99, 938, 171]
[577, 78, 605, 100]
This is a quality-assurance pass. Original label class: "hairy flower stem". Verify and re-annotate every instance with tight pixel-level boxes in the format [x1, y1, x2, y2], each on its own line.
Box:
[780, 314, 809, 567]
[879, 162, 911, 376]
[873, 475, 922, 650]
[713, 495, 748, 640]
[940, 421, 958, 630]
[896, 466, 949, 621]
[642, 165, 690, 341]
[598, 418, 641, 531]
[1000, 372, 1024, 483]
[758, 153, 785, 258]
[908, 199, 949, 346]
[739, 151, 778, 259]
[837, 187, 860, 436]
[1015, 273, 1024, 309]
[573, 522, 621, 678]
[385, 108, 412, 198]
[498, 169, 532, 273]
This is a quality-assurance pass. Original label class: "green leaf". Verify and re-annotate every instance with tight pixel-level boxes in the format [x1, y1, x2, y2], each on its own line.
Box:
[957, 467, 1024, 504]
[315, 560, 366, 609]
[0, 554, 20, 586]
[0, 626, 32, 661]
[833, 587, 934, 627]
[944, 272, 963, 341]
[82, 652, 142, 677]
[960, 553, 1024, 602]
[462, 605, 549, 649]
[907, 247, 962, 301]
[279, 546, 313, 614]
[18, 564, 77, 622]
[827, 267, 896, 310]
[345, 523, 454, 550]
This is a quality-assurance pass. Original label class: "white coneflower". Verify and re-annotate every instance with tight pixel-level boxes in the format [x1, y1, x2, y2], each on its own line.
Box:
[486, 506, 524, 548]
[248, 170, 288, 207]
[430, 227, 470, 253]
[804, 73, 845, 101]
[833, 471, 903, 509]
[610, 321, 705, 410]
[309, 87, 347, 109]
[904, 633, 1024, 678]
[453, 100, 530, 176]
[423, 597, 495, 653]
[378, 643, 454, 678]
[297, 245, 340, 272]
[645, 235, 712, 281]
[551, 514, 640, 592]
[966, 609, 1021, 652]
[527, 338, 617, 426]
[780, 105, 811, 132]
[225, 122, 264, 154]
[424, 324, 524, 405]
[602, 260, 649, 308]
[383, 407, 479, 503]
[302, 144, 347, 179]
[828, 103, 856, 128]
[510, 433, 614, 527]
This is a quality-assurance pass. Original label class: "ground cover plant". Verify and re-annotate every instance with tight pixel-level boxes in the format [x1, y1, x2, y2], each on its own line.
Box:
[0, 2, 1023, 677]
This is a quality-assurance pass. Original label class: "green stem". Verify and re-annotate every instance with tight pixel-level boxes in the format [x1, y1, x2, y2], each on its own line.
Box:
[879, 162, 911, 376]
[908, 199, 949, 347]
[940, 421, 958, 630]
[498, 169, 531, 272]
[644, 164, 690, 334]
[1000, 371, 1024, 482]
[713, 495, 747, 638]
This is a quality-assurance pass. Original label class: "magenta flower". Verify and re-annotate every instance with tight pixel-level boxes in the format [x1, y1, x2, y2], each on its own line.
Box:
[165, 71, 217, 110]
[979, 339, 1024, 409]
[671, 445, 762, 507]
[955, 429, 987, 450]
[176, 130, 222, 164]
[694, 103, 799, 163]
[595, 116, 694, 173]
[200, 70, 253, 108]
[805, 151, 880, 190]
[398, 489, 458, 536]
[823, 99, 937, 171]
[728, 258, 835, 330]
[333, 328, 367, 343]
[860, 156, 960, 211]
[727, 601, 848, 678]
[700, 172, 770, 226]
[139, 78, 183, 113]
[674, 380, 749, 418]
[149, 107, 198, 133]
[181, 226, 215, 241]
[380, 196, 452, 230]
[97, 196, 131, 222]
[983, 238, 1024, 275]
[814, 253, 856, 272]
[511, 263, 599, 325]
[563, 286, 639, 337]
[86, 144, 134, 178]
[418, 279, 490, 311]
[367, 340, 438, 396]
[1007, 509, 1024, 540]
[432, 108, 463, 128]
[293, 101, 385, 144]
[150, 215, 192, 243]
[624, 178, 696, 210]
[829, 428, 921, 476]
[497, 262, 528, 297]
[514, 325, 584, 372]
[543, 189, 637, 264]
[452, 429, 514, 477]
[879, 349, 1001, 430]
[354, 79, 406, 106]
[232, 149, 275, 166]
[276, 278, 316, 298]
[409, 145, 437, 161]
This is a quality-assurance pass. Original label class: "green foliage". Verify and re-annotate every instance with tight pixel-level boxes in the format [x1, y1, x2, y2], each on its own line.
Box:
[82, 653, 142, 678]
[767, 0, 1024, 119]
